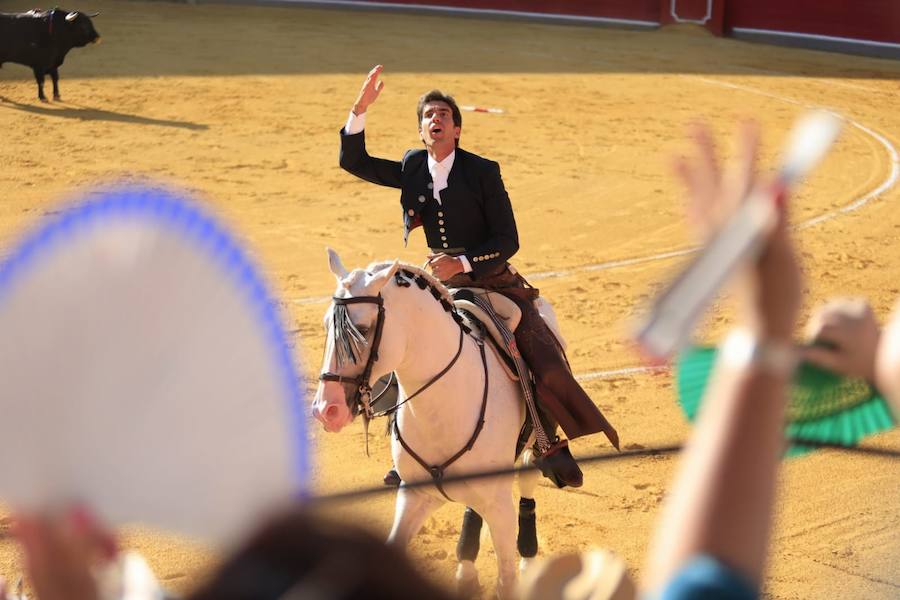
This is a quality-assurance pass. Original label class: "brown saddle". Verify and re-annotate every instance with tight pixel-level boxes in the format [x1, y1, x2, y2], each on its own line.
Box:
[451, 287, 521, 380]
[451, 287, 567, 369]
[451, 287, 560, 459]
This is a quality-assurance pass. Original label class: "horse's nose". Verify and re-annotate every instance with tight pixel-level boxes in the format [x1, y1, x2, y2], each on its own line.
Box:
[312, 383, 352, 432]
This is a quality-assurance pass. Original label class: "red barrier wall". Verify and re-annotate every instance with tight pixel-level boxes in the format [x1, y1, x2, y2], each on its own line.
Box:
[367, 0, 660, 23]
[660, 0, 725, 36]
[726, 0, 898, 44]
[335, 0, 899, 49]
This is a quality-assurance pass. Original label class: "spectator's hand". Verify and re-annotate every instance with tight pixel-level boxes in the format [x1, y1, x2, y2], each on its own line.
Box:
[802, 298, 880, 381]
[352, 65, 385, 116]
[874, 299, 900, 416]
[676, 122, 802, 341]
[14, 507, 117, 600]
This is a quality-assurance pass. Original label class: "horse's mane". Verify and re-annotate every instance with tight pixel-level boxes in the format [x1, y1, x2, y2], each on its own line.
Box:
[366, 261, 455, 305]
[330, 261, 466, 367]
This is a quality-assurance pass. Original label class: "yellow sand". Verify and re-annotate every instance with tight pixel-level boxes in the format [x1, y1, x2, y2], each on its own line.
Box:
[1, 1, 898, 597]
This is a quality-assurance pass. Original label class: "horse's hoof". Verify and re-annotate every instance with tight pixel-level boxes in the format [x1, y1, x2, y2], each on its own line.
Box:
[456, 560, 480, 597]
[495, 581, 517, 600]
[459, 578, 482, 598]
[383, 469, 401, 487]
[519, 556, 535, 576]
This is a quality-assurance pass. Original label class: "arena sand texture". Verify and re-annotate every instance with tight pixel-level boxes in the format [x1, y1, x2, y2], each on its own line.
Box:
[1, 1, 898, 597]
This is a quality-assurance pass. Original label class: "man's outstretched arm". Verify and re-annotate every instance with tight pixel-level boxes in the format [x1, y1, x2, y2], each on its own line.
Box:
[339, 65, 402, 189]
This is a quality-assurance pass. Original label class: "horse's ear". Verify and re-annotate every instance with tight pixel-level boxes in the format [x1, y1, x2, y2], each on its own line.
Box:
[385, 260, 401, 281]
[366, 260, 400, 294]
[326, 247, 348, 280]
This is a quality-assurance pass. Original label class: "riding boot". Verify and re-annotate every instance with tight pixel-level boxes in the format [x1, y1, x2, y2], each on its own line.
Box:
[506, 292, 619, 448]
[535, 438, 583, 488]
[532, 405, 583, 488]
[501, 291, 618, 488]
[442, 266, 619, 488]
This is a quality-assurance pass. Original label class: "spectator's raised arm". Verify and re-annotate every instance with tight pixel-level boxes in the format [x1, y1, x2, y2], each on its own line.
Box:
[643, 122, 803, 598]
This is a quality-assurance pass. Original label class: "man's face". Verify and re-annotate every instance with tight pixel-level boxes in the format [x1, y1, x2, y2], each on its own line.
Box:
[419, 101, 461, 149]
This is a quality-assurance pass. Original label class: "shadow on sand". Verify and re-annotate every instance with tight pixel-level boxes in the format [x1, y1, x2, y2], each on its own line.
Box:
[0, 96, 208, 130]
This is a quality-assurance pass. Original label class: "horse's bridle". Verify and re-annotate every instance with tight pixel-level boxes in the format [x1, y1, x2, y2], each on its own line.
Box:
[319, 295, 386, 419]
[319, 283, 468, 421]
[319, 273, 486, 501]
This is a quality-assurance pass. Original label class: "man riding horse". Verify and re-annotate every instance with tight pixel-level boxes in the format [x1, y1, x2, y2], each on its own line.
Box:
[338, 65, 619, 488]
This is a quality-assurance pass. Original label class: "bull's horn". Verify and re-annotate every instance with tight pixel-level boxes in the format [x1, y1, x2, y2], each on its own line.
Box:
[87, 11, 100, 17]
[65, 11, 78, 21]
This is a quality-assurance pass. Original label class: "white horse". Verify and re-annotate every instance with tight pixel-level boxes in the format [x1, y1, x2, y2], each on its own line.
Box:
[312, 250, 541, 596]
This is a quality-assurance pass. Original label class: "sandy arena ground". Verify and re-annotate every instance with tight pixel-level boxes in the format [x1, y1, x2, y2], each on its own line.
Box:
[1, 1, 899, 597]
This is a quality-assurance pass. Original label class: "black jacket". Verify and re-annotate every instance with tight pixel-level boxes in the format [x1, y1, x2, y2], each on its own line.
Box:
[339, 128, 519, 279]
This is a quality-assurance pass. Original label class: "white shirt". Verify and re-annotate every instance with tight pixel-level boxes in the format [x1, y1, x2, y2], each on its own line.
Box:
[427, 151, 454, 205]
[345, 111, 472, 273]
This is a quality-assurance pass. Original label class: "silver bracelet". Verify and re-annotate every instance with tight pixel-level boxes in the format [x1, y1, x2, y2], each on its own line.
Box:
[718, 329, 798, 376]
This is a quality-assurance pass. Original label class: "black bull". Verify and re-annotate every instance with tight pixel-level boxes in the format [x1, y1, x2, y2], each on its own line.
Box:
[0, 8, 100, 101]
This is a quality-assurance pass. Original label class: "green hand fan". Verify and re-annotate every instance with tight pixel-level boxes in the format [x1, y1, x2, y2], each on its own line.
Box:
[676, 346, 896, 457]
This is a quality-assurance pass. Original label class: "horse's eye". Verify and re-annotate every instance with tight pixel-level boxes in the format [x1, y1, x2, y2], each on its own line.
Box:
[357, 327, 370, 337]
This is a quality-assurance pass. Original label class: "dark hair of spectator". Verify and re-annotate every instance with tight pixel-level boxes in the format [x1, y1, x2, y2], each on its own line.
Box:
[188, 508, 454, 600]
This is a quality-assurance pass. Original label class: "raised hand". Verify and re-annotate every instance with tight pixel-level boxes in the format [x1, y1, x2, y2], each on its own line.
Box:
[14, 507, 117, 600]
[352, 65, 385, 116]
[676, 122, 802, 341]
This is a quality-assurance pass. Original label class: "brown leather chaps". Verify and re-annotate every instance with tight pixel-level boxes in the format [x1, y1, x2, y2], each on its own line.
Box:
[444, 266, 619, 449]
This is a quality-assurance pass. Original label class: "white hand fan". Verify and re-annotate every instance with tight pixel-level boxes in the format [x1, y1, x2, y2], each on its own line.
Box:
[0, 186, 307, 544]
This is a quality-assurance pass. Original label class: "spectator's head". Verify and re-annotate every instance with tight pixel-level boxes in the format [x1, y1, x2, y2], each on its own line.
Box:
[518, 548, 636, 600]
[188, 508, 453, 600]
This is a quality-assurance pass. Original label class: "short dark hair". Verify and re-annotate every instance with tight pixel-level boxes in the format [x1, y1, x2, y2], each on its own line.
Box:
[417, 90, 462, 130]
[189, 509, 454, 600]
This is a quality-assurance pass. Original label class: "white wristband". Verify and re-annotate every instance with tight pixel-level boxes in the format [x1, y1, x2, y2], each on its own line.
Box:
[718, 329, 798, 377]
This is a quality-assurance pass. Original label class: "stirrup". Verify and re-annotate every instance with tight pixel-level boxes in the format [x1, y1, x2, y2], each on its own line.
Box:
[534, 439, 583, 489]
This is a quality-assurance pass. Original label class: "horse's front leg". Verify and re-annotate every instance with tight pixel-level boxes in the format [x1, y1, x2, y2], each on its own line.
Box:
[479, 494, 519, 598]
[455, 507, 483, 597]
[386, 486, 443, 547]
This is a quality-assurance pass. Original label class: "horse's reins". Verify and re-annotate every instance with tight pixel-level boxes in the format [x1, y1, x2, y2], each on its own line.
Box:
[319, 268, 489, 500]
[394, 336, 488, 501]
[371, 326, 465, 418]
